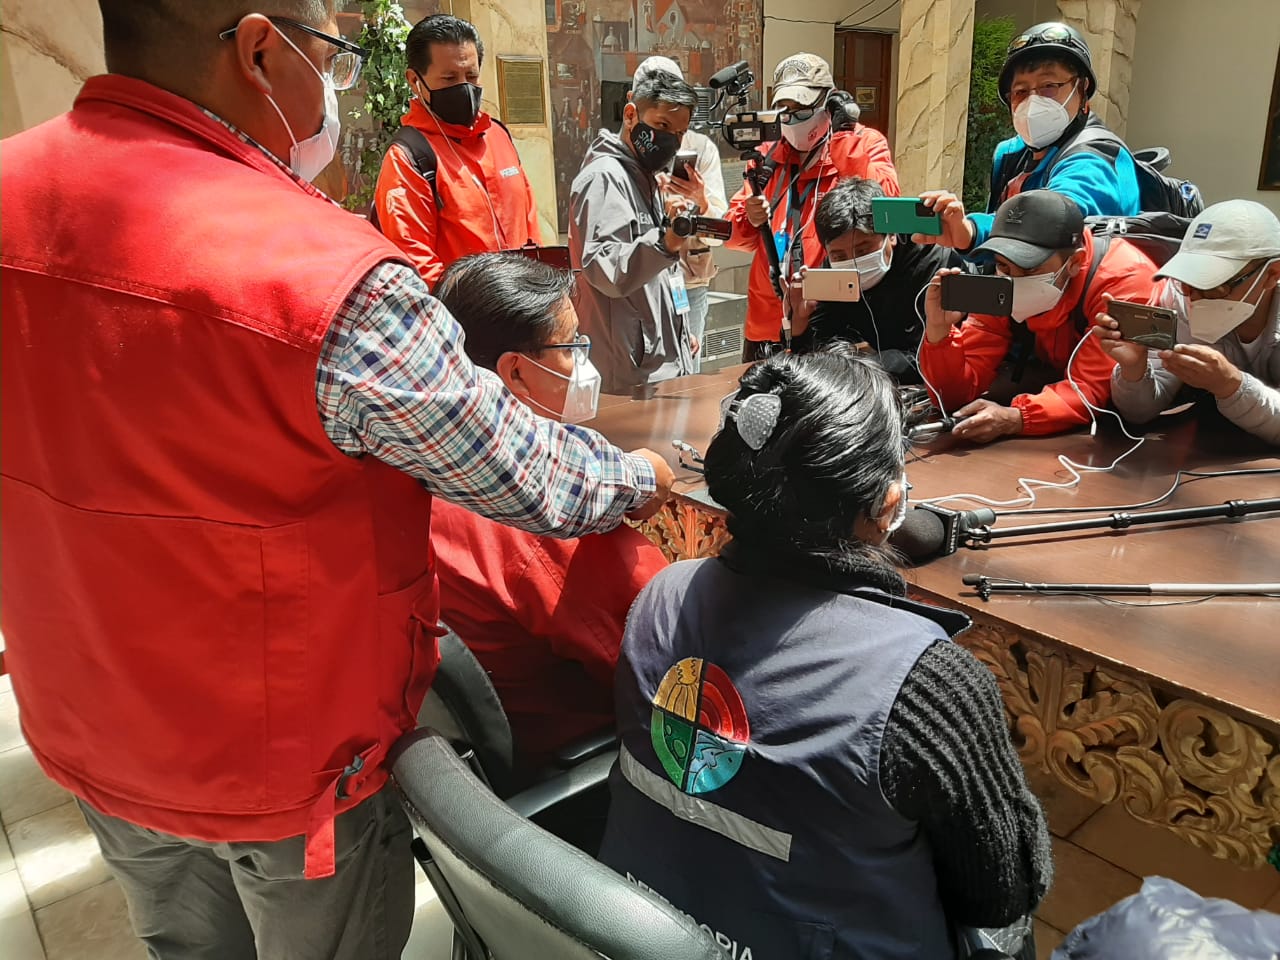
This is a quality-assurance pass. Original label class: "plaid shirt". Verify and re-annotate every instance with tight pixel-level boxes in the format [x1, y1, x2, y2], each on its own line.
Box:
[205, 109, 656, 535]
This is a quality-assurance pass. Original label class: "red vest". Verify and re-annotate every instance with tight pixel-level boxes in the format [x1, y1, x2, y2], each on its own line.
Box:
[1, 76, 440, 876]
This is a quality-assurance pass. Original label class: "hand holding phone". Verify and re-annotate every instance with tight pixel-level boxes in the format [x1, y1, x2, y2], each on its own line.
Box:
[1108, 300, 1178, 351]
[940, 273, 1014, 317]
[671, 150, 699, 182]
[872, 197, 943, 236]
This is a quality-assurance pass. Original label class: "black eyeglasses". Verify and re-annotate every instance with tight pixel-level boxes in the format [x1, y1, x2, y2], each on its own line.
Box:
[1007, 23, 1084, 55]
[540, 333, 591, 362]
[218, 17, 368, 90]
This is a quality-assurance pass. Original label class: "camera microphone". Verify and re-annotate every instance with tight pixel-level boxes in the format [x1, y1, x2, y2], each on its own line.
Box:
[709, 61, 750, 90]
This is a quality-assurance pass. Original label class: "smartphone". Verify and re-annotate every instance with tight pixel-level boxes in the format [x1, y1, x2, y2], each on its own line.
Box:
[802, 268, 861, 302]
[501, 244, 573, 271]
[940, 273, 1014, 317]
[671, 151, 699, 181]
[872, 197, 943, 236]
[1109, 300, 1177, 350]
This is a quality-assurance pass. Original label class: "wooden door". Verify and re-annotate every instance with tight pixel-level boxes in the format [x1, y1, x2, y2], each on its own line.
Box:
[838, 30, 893, 141]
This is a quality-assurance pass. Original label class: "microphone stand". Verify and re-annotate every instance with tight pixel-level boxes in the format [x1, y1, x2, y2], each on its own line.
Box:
[964, 497, 1280, 546]
[963, 575, 1280, 601]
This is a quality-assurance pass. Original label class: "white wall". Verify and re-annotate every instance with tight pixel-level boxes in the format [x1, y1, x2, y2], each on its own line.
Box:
[762, 0, 901, 142]
[1126, 0, 1280, 214]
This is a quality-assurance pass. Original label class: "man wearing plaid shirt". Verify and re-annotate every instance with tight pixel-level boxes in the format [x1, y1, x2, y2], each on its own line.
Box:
[0, 3, 672, 958]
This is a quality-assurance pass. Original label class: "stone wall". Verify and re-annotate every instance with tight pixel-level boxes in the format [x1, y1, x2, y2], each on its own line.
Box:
[1057, 0, 1142, 138]
[0, 0, 105, 139]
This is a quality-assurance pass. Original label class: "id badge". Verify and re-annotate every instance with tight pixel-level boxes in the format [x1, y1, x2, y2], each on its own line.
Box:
[774, 228, 791, 261]
[671, 271, 691, 315]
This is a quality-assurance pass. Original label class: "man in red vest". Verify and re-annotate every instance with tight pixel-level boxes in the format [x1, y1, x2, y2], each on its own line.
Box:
[373, 14, 543, 288]
[0, 3, 672, 958]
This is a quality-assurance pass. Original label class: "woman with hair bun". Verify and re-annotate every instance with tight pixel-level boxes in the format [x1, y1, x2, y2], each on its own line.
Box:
[600, 347, 1051, 959]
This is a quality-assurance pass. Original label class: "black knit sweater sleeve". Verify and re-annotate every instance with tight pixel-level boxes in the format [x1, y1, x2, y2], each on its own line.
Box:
[880, 639, 1054, 928]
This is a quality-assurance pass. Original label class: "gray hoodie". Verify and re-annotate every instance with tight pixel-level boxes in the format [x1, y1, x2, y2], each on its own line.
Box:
[1111, 283, 1280, 445]
[569, 129, 693, 395]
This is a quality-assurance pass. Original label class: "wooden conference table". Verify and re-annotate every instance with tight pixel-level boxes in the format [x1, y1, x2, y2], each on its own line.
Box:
[595, 366, 1280, 871]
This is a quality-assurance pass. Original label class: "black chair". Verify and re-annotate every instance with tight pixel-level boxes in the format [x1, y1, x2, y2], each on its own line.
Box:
[390, 727, 728, 960]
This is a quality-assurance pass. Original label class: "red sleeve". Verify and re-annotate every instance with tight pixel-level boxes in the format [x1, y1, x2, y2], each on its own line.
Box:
[374, 143, 445, 288]
[859, 127, 900, 196]
[1011, 330, 1115, 434]
[918, 316, 1012, 410]
[517, 529, 668, 688]
[524, 175, 544, 245]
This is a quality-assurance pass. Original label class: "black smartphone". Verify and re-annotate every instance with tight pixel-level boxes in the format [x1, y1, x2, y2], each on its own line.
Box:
[671, 150, 699, 181]
[940, 273, 1014, 317]
[1109, 300, 1178, 350]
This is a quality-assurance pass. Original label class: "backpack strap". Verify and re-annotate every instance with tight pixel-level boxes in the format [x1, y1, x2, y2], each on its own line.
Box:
[1045, 122, 1125, 183]
[389, 125, 443, 212]
[1069, 233, 1112, 335]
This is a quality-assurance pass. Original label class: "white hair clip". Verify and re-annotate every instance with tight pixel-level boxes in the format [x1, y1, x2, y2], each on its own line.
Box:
[720, 391, 782, 451]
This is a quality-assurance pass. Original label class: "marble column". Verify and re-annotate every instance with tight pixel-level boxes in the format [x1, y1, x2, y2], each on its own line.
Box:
[0, 0, 105, 139]
[1057, 0, 1143, 138]
[467, 0, 559, 241]
[893, 0, 975, 197]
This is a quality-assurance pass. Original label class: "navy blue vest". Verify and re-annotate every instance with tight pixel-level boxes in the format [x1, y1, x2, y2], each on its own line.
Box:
[600, 550, 970, 960]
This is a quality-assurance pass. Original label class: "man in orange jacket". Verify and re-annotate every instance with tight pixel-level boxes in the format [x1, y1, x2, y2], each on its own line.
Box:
[726, 54, 901, 360]
[920, 190, 1157, 442]
[374, 14, 541, 287]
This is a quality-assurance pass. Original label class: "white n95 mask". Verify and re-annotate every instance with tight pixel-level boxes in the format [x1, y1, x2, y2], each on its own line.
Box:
[264, 29, 342, 181]
[523, 352, 602, 424]
[1012, 86, 1078, 150]
[1008, 263, 1069, 322]
[1187, 261, 1277, 344]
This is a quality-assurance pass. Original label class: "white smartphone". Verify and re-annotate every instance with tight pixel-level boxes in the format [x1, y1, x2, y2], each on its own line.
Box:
[802, 268, 861, 302]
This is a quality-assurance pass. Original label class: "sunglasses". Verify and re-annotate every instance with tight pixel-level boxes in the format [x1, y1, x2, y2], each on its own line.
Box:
[219, 17, 369, 90]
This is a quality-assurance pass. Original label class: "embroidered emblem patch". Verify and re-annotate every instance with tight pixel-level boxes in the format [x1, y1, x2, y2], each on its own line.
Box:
[651, 658, 750, 795]
[1194, 223, 1213, 239]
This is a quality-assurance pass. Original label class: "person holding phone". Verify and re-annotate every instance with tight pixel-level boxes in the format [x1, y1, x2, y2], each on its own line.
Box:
[632, 57, 729, 373]
[1095, 200, 1280, 445]
[787, 177, 966, 381]
[920, 191, 1157, 442]
[910, 22, 1139, 259]
[726, 53, 901, 361]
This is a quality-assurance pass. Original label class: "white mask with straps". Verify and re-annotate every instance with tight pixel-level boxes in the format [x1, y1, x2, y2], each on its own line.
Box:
[521, 352, 603, 424]
[1008, 262, 1070, 322]
[780, 109, 831, 153]
[1187, 259, 1278, 343]
[263, 29, 341, 182]
[1012, 84, 1079, 150]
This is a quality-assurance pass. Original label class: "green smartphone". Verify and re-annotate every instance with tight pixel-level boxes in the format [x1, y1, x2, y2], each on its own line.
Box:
[871, 197, 943, 236]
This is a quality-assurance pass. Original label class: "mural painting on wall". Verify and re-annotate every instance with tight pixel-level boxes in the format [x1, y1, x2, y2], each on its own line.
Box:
[546, 0, 763, 230]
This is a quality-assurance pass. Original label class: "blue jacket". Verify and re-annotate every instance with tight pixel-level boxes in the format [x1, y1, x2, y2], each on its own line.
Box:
[969, 114, 1141, 254]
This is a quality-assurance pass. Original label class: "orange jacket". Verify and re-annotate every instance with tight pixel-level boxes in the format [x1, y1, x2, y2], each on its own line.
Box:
[374, 101, 542, 287]
[727, 129, 901, 343]
[918, 234, 1158, 435]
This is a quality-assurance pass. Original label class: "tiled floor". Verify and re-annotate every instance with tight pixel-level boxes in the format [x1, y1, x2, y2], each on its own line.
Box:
[1, 670, 1276, 959]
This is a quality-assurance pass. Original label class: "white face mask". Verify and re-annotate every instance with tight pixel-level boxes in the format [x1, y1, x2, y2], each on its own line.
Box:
[521, 351, 602, 424]
[263, 30, 341, 182]
[780, 110, 831, 153]
[1187, 262, 1277, 344]
[852, 240, 892, 291]
[1008, 262, 1070, 322]
[1012, 84, 1078, 150]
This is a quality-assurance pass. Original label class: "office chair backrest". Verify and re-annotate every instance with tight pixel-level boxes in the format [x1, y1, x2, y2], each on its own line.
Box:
[391, 728, 727, 960]
[416, 628, 517, 796]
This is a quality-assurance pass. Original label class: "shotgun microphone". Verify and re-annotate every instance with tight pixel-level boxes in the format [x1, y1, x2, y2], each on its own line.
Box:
[890, 504, 997, 562]
[709, 61, 751, 90]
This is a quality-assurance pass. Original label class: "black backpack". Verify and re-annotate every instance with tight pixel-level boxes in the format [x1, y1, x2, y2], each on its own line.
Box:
[1047, 126, 1204, 218]
[366, 119, 513, 231]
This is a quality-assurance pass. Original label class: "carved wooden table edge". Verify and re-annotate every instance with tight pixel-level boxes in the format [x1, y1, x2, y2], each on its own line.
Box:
[629, 494, 1280, 872]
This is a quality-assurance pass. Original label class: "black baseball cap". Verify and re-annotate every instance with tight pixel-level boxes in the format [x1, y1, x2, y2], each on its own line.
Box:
[973, 190, 1084, 269]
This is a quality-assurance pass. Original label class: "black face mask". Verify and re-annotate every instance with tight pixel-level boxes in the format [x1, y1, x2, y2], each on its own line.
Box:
[423, 80, 482, 128]
[629, 120, 681, 172]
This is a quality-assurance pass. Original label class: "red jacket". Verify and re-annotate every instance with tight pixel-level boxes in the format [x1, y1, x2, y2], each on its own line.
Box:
[374, 101, 542, 288]
[919, 234, 1158, 434]
[432, 500, 667, 770]
[727, 130, 901, 343]
[0, 76, 440, 877]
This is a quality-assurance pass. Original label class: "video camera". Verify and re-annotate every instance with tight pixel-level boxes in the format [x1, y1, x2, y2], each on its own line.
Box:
[705, 60, 780, 153]
[665, 210, 734, 241]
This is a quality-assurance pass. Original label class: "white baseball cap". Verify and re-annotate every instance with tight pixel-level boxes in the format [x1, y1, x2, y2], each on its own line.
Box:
[1156, 200, 1280, 290]
[634, 56, 683, 85]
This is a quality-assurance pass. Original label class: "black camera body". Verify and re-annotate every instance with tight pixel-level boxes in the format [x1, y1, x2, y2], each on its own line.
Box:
[666, 212, 734, 241]
[723, 110, 783, 152]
